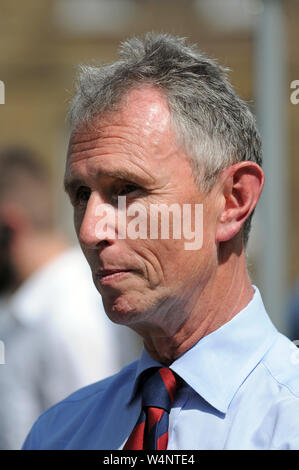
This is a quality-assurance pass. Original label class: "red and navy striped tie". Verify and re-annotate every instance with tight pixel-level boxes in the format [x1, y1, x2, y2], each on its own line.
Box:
[124, 367, 181, 450]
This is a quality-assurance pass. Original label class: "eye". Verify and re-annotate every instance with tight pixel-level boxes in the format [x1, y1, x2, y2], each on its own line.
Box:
[110, 183, 143, 206]
[118, 183, 140, 196]
[75, 186, 91, 205]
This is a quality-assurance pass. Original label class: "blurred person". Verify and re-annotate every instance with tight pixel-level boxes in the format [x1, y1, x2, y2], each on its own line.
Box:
[23, 33, 299, 450]
[0, 147, 139, 449]
[288, 281, 299, 341]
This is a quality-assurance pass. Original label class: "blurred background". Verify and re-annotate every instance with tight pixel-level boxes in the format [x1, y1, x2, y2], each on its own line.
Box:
[0, 0, 298, 449]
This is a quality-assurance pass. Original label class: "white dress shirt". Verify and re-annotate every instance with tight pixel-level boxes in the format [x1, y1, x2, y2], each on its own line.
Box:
[22, 286, 299, 450]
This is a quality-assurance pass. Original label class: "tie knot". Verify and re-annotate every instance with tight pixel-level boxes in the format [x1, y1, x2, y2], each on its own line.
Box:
[141, 367, 180, 413]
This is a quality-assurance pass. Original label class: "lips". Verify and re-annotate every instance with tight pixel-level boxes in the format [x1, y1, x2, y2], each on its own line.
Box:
[96, 268, 135, 286]
[97, 269, 131, 279]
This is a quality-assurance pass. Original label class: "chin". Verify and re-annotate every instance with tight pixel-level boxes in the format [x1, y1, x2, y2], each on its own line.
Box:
[102, 293, 143, 326]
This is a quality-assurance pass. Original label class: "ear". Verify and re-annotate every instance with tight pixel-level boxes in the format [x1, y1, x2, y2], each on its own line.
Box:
[215, 162, 264, 243]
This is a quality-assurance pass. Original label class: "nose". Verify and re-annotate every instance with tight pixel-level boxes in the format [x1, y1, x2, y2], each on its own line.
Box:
[78, 193, 116, 249]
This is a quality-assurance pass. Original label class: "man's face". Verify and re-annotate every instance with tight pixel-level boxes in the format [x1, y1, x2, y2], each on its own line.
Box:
[65, 87, 219, 333]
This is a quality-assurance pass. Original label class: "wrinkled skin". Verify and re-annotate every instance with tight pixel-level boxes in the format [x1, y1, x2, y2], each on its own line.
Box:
[65, 87, 264, 364]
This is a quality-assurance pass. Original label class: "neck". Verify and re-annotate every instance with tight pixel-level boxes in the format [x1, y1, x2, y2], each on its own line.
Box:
[135, 242, 254, 365]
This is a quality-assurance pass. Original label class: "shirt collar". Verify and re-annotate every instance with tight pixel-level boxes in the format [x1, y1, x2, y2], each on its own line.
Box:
[128, 286, 278, 413]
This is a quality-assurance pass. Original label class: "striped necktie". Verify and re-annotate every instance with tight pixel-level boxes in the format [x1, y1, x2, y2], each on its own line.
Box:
[124, 367, 181, 450]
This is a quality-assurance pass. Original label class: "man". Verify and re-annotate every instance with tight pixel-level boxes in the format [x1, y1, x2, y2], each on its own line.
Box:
[0, 147, 138, 449]
[22, 33, 299, 450]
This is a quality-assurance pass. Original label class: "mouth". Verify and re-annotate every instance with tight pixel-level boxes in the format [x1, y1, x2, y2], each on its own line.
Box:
[96, 269, 134, 286]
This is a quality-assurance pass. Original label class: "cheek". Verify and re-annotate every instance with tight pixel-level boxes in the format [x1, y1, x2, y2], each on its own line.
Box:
[146, 238, 194, 286]
[125, 238, 165, 288]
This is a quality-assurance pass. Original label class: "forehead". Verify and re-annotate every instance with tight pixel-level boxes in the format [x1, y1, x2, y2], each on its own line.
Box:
[110, 86, 171, 133]
[67, 87, 174, 165]
[65, 86, 197, 194]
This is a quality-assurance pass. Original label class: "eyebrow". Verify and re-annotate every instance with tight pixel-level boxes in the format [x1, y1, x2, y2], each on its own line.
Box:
[64, 167, 153, 195]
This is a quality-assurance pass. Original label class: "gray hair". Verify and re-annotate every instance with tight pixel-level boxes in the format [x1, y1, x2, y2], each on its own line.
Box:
[68, 32, 262, 245]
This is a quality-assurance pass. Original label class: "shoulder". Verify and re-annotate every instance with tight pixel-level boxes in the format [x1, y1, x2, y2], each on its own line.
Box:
[22, 360, 139, 450]
[63, 359, 139, 403]
[257, 333, 299, 448]
[261, 333, 299, 398]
